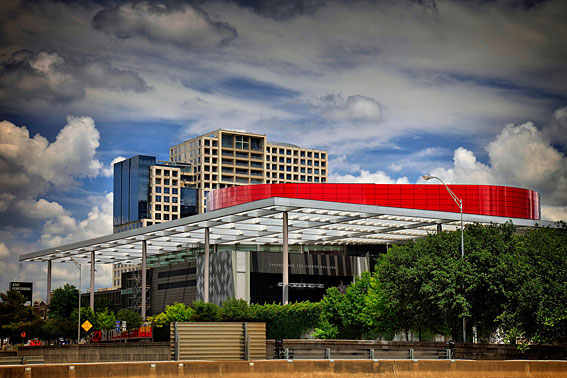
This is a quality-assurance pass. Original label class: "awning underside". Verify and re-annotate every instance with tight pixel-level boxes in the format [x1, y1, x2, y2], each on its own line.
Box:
[20, 197, 552, 265]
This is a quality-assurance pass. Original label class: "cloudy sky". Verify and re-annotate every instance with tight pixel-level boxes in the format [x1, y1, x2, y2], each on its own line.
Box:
[0, 0, 565, 301]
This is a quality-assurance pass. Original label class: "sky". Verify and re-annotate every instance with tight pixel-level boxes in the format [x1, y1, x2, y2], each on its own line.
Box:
[0, 0, 566, 302]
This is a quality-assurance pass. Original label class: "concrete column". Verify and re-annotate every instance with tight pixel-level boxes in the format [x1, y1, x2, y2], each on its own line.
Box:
[204, 227, 210, 303]
[437, 224, 442, 234]
[46, 260, 52, 305]
[282, 212, 289, 305]
[90, 251, 95, 311]
[141, 240, 147, 320]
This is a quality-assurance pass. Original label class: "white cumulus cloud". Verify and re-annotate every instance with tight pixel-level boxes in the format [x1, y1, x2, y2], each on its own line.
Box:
[423, 118, 567, 221]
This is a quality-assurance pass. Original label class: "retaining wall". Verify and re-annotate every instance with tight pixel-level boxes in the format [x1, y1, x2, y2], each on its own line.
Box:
[1, 360, 566, 378]
[17, 343, 169, 363]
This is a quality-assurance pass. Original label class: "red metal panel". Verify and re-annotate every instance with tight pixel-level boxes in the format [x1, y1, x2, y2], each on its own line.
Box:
[206, 183, 540, 220]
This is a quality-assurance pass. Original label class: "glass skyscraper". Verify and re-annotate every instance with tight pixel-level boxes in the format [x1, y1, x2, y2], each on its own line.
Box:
[113, 155, 156, 228]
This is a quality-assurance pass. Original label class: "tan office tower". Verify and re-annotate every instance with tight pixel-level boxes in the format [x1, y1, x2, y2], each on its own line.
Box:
[169, 129, 328, 213]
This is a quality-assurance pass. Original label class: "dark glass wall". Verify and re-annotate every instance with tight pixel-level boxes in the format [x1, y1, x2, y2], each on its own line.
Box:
[113, 155, 156, 227]
[180, 187, 198, 217]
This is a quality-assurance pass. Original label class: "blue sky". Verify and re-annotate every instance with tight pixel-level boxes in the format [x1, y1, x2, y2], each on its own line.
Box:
[0, 0, 566, 300]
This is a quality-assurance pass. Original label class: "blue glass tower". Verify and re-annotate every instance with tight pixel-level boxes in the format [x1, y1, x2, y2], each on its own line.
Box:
[113, 155, 156, 229]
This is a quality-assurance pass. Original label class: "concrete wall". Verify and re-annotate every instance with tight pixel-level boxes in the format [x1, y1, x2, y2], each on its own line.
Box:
[1, 360, 566, 378]
[17, 343, 169, 363]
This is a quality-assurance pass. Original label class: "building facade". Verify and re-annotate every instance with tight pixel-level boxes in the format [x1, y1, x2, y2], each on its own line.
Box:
[169, 129, 328, 213]
[112, 156, 198, 288]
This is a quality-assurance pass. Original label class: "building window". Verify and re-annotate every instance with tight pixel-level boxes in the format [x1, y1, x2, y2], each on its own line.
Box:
[314, 152, 319, 159]
[164, 187, 170, 194]
[300, 151, 305, 157]
[155, 213, 161, 220]
[300, 159, 305, 165]
[164, 196, 170, 203]
[155, 195, 162, 202]
[172, 197, 178, 203]
[172, 205, 178, 212]
[314, 161, 319, 167]
[307, 152, 312, 158]
[155, 204, 161, 211]
[286, 150, 291, 155]
[164, 214, 170, 221]
[172, 215, 178, 220]
[164, 205, 170, 211]
[172, 171, 178, 177]
[172, 188, 178, 194]
[314, 169, 319, 174]
[164, 170, 170, 176]
[155, 178, 161, 184]
[155, 186, 162, 193]
[164, 179, 170, 185]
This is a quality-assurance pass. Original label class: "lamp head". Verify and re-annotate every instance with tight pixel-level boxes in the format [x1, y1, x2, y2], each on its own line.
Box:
[423, 175, 433, 180]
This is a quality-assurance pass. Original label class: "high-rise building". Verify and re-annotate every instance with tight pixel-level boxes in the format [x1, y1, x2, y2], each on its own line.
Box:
[112, 155, 198, 288]
[113, 156, 198, 232]
[169, 129, 328, 212]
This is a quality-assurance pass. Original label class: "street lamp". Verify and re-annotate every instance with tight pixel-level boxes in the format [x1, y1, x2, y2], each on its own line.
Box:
[69, 257, 81, 345]
[423, 175, 466, 342]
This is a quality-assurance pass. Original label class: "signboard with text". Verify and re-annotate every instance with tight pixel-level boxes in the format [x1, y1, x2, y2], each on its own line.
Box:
[9, 282, 33, 305]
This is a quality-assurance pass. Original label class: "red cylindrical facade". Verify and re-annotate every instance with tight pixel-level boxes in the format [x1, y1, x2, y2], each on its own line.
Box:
[207, 183, 540, 220]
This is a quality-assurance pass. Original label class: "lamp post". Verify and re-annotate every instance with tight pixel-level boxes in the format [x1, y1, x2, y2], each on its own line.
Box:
[70, 257, 81, 345]
[423, 175, 466, 342]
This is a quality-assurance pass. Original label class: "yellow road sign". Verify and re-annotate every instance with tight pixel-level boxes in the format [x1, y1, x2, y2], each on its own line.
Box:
[81, 320, 92, 332]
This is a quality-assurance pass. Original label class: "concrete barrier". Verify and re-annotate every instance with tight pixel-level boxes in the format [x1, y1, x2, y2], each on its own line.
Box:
[1, 359, 566, 378]
[17, 343, 170, 363]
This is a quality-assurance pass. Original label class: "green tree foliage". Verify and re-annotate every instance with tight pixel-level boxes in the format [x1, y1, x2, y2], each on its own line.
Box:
[48, 284, 79, 319]
[191, 301, 221, 322]
[250, 301, 321, 339]
[498, 224, 567, 344]
[0, 290, 43, 344]
[41, 318, 75, 343]
[96, 308, 116, 332]
[117, 309, 142, 331]
[149, 302, 195, 328]
[314, 273, 376, 339]
[221, 298, 252, 322]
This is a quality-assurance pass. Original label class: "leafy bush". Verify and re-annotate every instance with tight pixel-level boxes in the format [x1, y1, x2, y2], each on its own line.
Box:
[221, 298, 252, 321]
[249, 301, 321, 339]
[191, 301, 221, 322]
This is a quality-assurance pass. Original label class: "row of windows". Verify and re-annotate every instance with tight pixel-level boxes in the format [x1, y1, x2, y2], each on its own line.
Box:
[153, 195, 179, 203]
[154, 178, 179, 186]
[267, 176, 327, 183]
[153, 186, 179, 194]
[152, 204, 179, 212]
[268, 156, 326, 166]
[267, 165, 326, 174]
[153, 213, 178, 221]
[153, 169, 178, 177]
[266, 148, 326, 159]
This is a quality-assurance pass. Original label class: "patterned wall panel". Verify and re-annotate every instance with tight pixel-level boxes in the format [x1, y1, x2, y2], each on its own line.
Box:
[196, 251, 235, 305]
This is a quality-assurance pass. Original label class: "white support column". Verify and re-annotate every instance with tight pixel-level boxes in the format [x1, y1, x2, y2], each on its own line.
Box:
[204, 227, 210, 303]
[282, 212, 289, 305]
[141, 240, 147, 320]
[46, 260, 52, 305]
[90, 251, 95, 311]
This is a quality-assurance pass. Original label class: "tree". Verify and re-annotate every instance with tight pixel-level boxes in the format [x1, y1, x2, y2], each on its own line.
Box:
[221, 298, 251, 322]
[96, 308, 116, 339]
[0, 290, 43, 344]
[314, 273, 377, 339]
[497, 224, 567, 345]
[375, 223, 519, 341]
[117, 309, 142, 331]
[191, 301, 221, 322]
[48, 284, 78, 319]
[150, 302, 195, 328]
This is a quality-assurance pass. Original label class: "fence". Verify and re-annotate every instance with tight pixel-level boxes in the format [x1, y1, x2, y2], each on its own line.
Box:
[171, 322, 266, 361]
